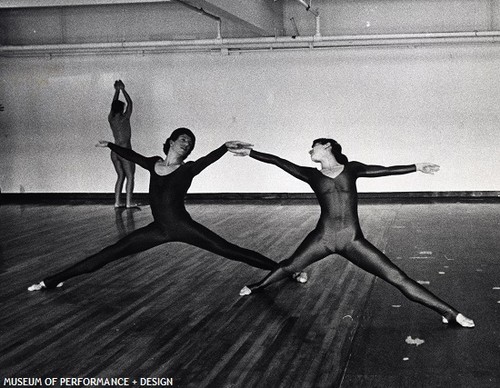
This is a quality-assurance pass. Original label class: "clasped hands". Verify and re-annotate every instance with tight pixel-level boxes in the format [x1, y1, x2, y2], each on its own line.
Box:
[114, 80, 125, 90]
[415, 162, 440, 174]
[225, 141, 253, 156]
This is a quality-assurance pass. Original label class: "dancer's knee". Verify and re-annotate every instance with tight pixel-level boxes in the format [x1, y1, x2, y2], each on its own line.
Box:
[382, 267, 408, 286]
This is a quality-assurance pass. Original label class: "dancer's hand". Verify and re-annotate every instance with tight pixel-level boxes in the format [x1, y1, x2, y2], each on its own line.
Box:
[225, 141, 253, 151]
[96, 140, 110, 147]
[114, 80, 120, 90]
[416, 162, 440, 174]
[225, 140, 253, 149]
[225, 141, 253, 156]
[229, 148, 251, 156]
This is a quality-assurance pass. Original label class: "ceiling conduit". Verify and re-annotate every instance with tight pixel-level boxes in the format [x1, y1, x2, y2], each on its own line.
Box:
[1, 31, 500, 57]
[296, 0, 321, 37]
[173, 0, 222, 39]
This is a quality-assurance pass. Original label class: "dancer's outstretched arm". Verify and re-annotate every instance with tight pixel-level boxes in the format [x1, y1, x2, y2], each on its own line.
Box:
[96, 140, 156, 171]
[189, 141, 253, 176]
[354, 161, 439, 178]
[229, 147, 312, 183]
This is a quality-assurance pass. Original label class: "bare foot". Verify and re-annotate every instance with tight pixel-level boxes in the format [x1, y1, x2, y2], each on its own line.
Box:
[292, 272, 308, 283]
[126, 204, 140, 209]
[114, 203, 126, 208]
[442, 313, 475, 328]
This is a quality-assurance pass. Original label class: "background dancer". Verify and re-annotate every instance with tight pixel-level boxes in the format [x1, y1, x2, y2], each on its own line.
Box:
[109, 79, 137, 208]
[232, 138, 474, 328]
[28, 128, 305, 291]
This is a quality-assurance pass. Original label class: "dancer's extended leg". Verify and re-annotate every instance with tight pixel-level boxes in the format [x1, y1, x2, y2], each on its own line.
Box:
[29, 222, 167, 290]
[240, 230, 329, 296]
[343, 238, 474, 328]
[180, 220, 279, 271]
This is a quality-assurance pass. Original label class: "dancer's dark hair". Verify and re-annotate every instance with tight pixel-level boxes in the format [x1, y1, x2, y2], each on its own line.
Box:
[312, 138, 349, 165]
[111, 100, 125, 114]
[163, 127, 196, 156]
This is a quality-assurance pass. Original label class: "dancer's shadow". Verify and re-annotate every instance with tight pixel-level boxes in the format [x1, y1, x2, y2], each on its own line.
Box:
[0, 244, 5, 275]
[230, 286, 303, 322]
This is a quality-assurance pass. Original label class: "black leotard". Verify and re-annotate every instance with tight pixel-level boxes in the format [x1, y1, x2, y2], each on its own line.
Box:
[43, 144, 278, 288]
[246, 150, 460, 320]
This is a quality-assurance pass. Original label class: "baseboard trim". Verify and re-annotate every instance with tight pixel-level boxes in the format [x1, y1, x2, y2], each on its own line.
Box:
[1, 191, 499, 205]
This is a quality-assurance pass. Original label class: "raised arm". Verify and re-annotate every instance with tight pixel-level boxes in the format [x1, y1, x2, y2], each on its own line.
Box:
[119, 80, 133, 118]
[111, 81, 120, 104]
[96, 140, 155, 171]
[353, 161, 439, 178]
[249, 150, 311, 183]
[108, 81, 121, 120]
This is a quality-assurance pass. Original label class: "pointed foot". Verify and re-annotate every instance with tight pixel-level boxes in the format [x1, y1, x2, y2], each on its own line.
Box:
[239, 286, 252, 296]
[292, 271, 308, 283]
[28, 281, 46, 291]
[456, 313, 475, 328]
[442, 313, 475, 328]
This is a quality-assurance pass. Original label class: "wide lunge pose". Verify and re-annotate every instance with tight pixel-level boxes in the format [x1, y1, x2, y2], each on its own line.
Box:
[232, 138, 474, 328]
[108, 79, 136, 208]
[28, 128, 306, 291]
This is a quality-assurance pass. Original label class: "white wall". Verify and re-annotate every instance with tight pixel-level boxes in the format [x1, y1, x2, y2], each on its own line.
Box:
[0, 43, 499, 194]
[285, 0, 496, 36]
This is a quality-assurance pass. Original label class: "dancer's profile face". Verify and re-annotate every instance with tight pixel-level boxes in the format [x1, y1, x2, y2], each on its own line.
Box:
[170, 134, 194, 157]
[309, 142, 329, 162]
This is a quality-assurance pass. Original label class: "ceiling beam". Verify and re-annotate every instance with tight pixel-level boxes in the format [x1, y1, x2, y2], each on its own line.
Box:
[188, 0, 282, 36]
[0, 0, 282, 37]
[0, 0, 170, 8]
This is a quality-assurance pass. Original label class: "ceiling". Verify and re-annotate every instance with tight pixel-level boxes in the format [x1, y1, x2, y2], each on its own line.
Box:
[0, 0, 285, 37]
[1, 1, 498, 56]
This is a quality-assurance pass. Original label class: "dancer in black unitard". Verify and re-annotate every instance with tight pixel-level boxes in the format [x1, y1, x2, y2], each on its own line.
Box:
[28, 128, 305, 291]
[232, 138, 474, 328]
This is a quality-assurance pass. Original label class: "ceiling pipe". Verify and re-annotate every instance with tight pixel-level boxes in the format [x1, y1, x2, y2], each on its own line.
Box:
[172, 0, 222, 39]
[296, 0, 318, 17]
[295, 0, 321, 37]
[1, 31, 500, 57]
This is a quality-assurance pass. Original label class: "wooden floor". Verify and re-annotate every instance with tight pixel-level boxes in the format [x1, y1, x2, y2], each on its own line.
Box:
[0, 202, 498, 388]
